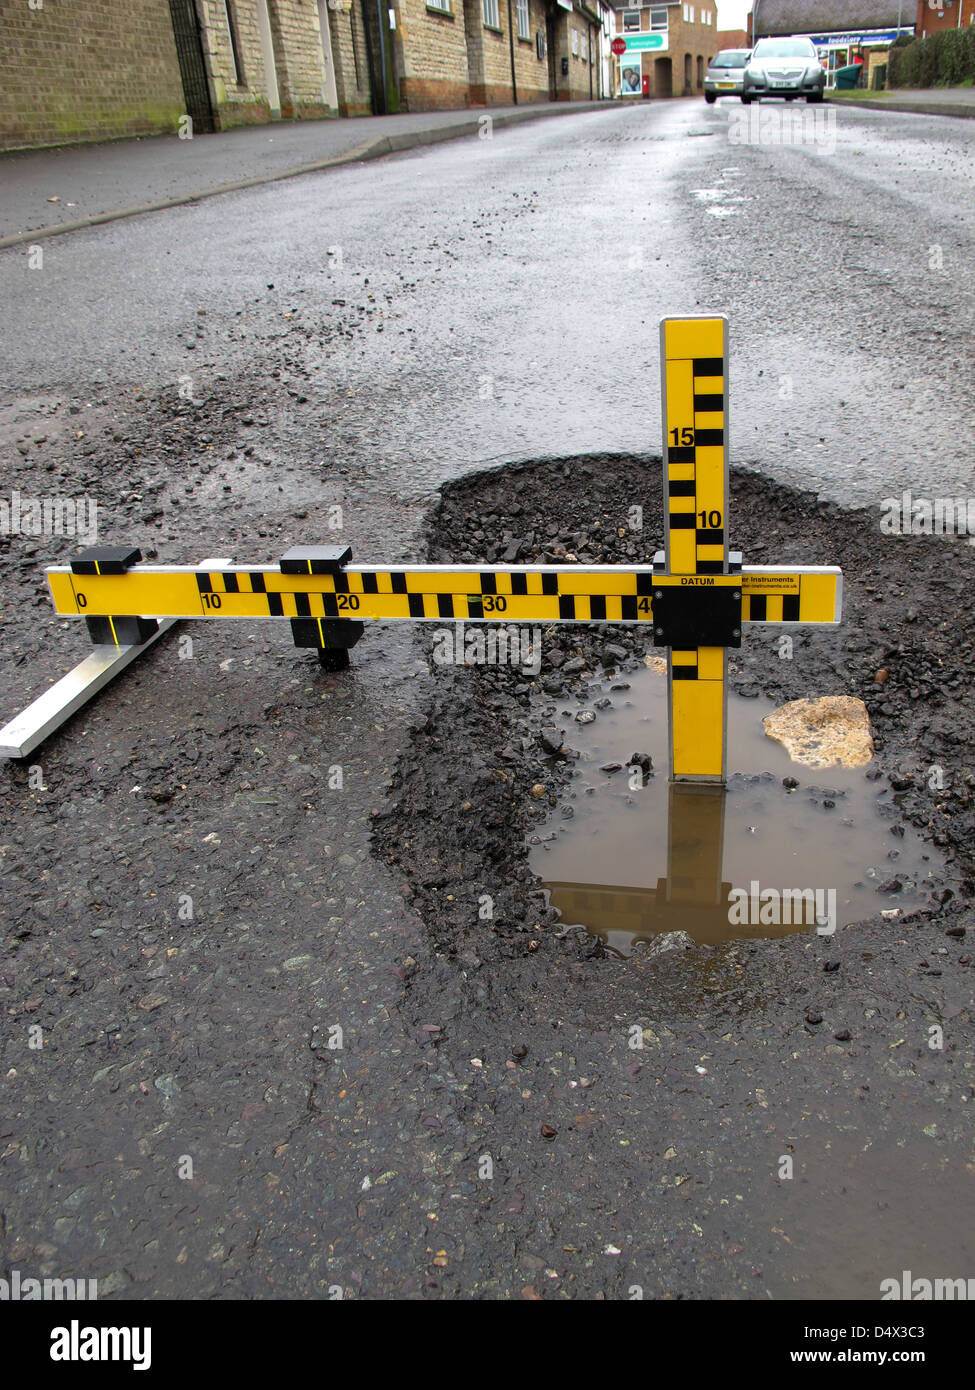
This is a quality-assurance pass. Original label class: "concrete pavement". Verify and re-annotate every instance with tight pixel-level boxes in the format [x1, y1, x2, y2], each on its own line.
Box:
[828, 86, 975, 119]
[0, 101, 617, 248]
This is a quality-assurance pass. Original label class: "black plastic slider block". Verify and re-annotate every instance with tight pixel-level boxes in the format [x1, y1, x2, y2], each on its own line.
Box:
[279, 545, 352, 576]
[651, 584, 742, 650]
[290, 618, 364, 651]
[85, 615, 159, 647]
[71, 545, 142, 576]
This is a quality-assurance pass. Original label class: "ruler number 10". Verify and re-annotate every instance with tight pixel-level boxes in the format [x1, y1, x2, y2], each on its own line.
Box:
[698, 510, 722, 529]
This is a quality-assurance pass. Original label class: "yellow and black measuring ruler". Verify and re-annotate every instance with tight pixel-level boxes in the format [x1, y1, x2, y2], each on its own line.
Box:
[46, 560, 838, 628]
[44, 317, 842, 784]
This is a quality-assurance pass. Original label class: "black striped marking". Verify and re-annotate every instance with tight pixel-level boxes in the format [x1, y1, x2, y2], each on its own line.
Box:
[559, 596, 576, 620]
[693, 428, 725, 447]
[672, 665, 699, 681]
[694, 358, 724, 376]
[669, 480, 696, 497]
[196, 573, 213, 594]
[438, 593, 455, 618]
[784, 595, 800, 622]
[294, 592, 311, 616]
[591, 596, 607, 620]
[696, 529, 724, 545]
[223, 573, 239, 594]
[668, 446, 696, 463]
[693, 394, 723, 412]
[749, 594, 767, 621]
[511, 573, 528, 596]
[542, 574, 558, 596]
[249, 571, 266, 593]
[268, 592, 284, 617]
[391, 573, 408, 594]
[408, 594, 425, 618]
[669, 514, 695, 529]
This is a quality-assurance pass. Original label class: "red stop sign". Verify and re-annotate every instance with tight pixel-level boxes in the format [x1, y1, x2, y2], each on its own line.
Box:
[611, 37, 627, 56]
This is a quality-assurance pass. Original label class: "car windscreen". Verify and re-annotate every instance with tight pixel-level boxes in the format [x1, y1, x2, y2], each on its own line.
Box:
[753, 40, 815, 58]
[711, 53, 749, 68]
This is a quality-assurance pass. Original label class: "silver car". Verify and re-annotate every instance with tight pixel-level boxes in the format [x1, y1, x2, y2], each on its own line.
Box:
[704, 49, 751, 103]
[741, 36, 827, 103]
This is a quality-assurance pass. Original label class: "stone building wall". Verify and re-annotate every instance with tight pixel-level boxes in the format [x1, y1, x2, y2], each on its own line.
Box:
[0, 0, 185, 150]
[397, 0, 473, 109]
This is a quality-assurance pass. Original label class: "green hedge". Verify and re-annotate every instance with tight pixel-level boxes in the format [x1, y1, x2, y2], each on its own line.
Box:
[887, 26, 975, 88]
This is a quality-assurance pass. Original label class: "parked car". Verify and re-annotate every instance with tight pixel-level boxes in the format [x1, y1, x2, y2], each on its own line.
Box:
[703, 49, 752, 103]
[741, 37, 827, 103]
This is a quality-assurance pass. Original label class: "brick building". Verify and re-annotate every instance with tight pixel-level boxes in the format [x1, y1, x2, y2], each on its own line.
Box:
[0, 0, 612, 152]
[914, 0, 975, 37]
[609, 1, 720, 97]
[0, 0, 186, 150]
[715, 27, 751, 50]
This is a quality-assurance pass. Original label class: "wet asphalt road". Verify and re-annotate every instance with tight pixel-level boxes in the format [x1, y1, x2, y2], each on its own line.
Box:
[3, 99, 974, 502]
[1, 98, 974, 1300]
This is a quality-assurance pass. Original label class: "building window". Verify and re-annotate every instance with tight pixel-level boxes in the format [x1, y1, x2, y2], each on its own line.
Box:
[516, 0, 529, 38]
[649, 6, 668, 31]
[581, 33, 587, 59]
[482, 0, 500, 28]
[224, 0, 245, 85]
[572, 28, 578, 55]
[428, 0, 451, 10]
[683, 3, 694, 20]
[623, 9, 640, 31]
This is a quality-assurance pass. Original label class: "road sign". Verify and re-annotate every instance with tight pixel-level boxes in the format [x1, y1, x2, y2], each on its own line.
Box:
[621, 34, 666, 53]
[611, 37, 627, 56]
[20, 318, 843, 782]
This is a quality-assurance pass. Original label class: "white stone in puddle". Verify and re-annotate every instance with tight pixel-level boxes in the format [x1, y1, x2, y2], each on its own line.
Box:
[763, 696, 873, 769]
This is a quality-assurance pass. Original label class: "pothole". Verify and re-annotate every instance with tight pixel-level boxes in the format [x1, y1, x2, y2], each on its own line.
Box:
[529, 662, 951, 958]
[373, 452, 974, 969]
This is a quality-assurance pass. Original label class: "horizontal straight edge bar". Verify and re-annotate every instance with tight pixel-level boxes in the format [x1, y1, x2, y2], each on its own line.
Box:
[44, 565, 842, 626]
[45, 562, 838, 586]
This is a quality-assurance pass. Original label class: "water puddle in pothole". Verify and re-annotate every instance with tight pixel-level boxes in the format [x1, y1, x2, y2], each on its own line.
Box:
[529, 663, 952, 958]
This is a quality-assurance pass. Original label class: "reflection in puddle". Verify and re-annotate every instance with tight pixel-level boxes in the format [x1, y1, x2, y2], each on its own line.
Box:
[530, 665, 950, 958]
